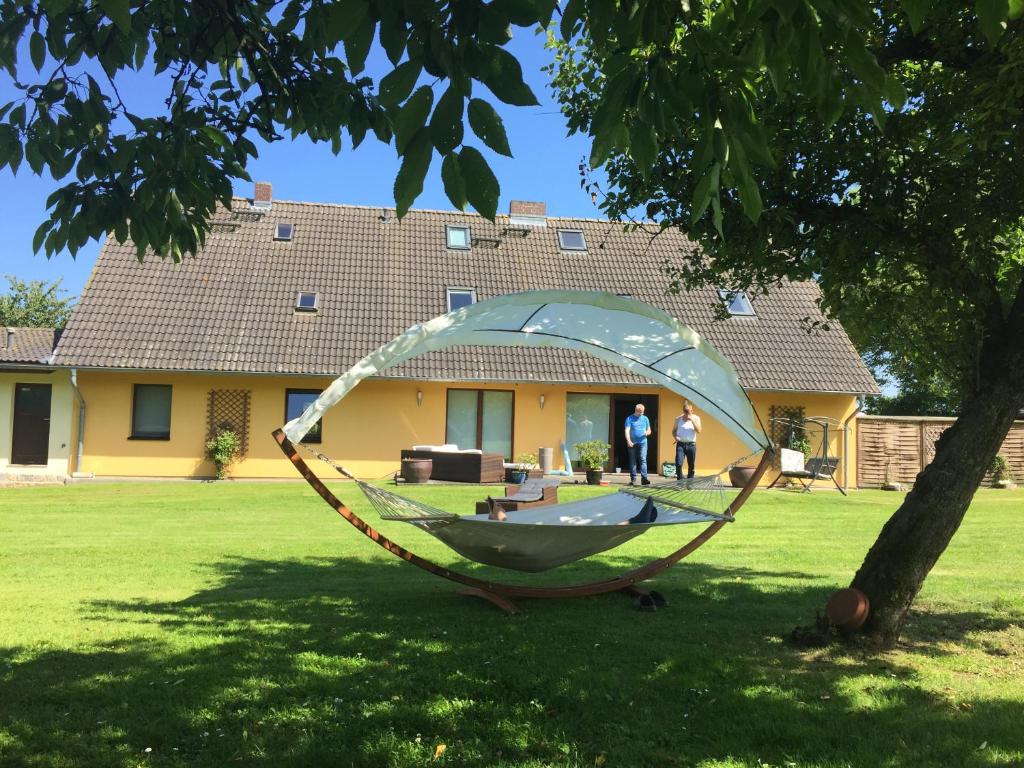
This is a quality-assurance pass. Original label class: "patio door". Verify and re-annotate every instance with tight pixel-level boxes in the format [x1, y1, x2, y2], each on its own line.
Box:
[11, 383, 51, 465]
[445, 389, 514, 460]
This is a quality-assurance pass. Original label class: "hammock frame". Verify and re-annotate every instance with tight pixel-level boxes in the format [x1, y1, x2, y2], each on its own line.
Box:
[274, 429, 774, 614]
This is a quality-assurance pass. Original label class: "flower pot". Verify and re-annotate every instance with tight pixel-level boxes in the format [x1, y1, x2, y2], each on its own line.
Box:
[728, 465, 758, 488]
[585, 468, 603, 485]
[401, 458, 432, 484]
[508, 469, 528, 484]
[825, 587, 870, 632]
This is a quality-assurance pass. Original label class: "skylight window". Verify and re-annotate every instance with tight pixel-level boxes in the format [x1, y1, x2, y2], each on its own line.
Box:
[275, 222, 294, 241]
[557, 229, 587, 251]
[447, 288, 476, 312]
[446, 225, 471, 250]
[295, 292, 319, 312]
[717, 289, 756, 317]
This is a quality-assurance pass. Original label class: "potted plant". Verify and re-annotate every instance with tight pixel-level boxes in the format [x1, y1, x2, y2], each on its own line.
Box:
[205, 429, 242, 480]
[990, 454, 1014, 489]
[507, 452, 538, 484]
[574, 440, 609, 485]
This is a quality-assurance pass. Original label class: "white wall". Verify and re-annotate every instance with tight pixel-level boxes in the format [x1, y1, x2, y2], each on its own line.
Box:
[0, 370, 76, 478]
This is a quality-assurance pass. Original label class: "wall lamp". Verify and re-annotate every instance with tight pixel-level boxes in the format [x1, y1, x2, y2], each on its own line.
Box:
[416, 389, 424, 407]
[539, 393, 546, 410]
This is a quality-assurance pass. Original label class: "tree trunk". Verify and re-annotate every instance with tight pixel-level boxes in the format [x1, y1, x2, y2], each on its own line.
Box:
[849, 327, 1024, 647]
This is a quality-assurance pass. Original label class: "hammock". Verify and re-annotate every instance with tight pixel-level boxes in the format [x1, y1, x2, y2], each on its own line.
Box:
[274, 290, 775, 611]
[300, 444, 747, 572]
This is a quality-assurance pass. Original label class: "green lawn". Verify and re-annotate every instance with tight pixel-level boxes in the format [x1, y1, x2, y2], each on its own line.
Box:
[1, 482, 1022, 768]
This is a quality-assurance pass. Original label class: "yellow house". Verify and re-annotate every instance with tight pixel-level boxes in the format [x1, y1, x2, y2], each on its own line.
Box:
[0, 328, 78, 483]
[49, 188, 878, 485]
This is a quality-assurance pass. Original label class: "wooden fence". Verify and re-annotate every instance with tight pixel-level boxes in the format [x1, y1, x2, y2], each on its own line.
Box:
[857, 415, 1024, 488]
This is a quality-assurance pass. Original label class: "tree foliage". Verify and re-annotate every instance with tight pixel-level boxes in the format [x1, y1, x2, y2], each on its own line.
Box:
[0, 275, 74, 328]
[0, 0, 548, 260]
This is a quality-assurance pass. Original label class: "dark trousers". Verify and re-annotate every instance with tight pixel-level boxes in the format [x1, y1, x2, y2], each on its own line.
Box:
[675, 441, 696, 479]
[628, 441, 648, 481]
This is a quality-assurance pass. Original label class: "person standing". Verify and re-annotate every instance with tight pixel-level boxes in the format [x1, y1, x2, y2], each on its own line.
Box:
[625, 403, 652, 486]
[674, 402, 702, 480]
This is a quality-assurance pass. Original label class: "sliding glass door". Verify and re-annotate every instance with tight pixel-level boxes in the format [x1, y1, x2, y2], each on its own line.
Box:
[445, 389, 514, 460]
[566, 393, 611, 466]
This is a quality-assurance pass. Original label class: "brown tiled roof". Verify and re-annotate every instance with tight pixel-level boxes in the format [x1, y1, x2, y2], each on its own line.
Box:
[1, 327, 58, 364]
[54, 200, 879, 394]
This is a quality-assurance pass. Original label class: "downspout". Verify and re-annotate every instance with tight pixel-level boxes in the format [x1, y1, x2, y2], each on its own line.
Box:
[842, 396, 865, 492]
[70, 368, 88, 477]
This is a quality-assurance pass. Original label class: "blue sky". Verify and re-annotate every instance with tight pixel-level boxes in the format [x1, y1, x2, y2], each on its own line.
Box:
[0, 30, 596, 297]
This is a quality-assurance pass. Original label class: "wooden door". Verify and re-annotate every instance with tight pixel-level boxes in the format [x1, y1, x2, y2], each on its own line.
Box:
[11, 383, 51, 465]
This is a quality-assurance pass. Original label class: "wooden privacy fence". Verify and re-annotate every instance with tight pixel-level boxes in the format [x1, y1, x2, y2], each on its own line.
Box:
[857, 415, 1024, 488]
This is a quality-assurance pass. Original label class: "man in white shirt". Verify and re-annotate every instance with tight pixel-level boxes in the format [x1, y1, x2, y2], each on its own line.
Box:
[673, 402, 702, 480]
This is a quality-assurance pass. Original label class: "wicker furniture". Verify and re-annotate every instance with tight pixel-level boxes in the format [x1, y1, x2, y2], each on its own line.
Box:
[399, 448, 504, 483]
[474, 478, 560, 515]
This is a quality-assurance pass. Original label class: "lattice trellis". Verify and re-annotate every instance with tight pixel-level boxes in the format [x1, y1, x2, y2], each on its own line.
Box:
[924, 424, 949, 464]
[206, 389, 252, 456]
[769, 405, 806, 470]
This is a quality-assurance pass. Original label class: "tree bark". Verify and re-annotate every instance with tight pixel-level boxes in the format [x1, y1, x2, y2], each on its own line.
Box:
[849, 299, 1024, 647]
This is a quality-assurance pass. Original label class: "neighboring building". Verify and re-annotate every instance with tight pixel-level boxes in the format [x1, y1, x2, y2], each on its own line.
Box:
[0, 327, 76, 482]
[46, 184, 878, 482]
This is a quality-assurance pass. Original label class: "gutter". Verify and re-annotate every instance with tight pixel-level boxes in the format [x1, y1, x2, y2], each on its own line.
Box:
[69, 368, 92, 478]
[841, 396, 865, 492]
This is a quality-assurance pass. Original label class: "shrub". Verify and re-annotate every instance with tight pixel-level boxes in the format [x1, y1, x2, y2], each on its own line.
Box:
[574, 440, 609, 471]
[989, 454, 1011, 485]
[516, 452, 538, 469]
[205, 429, 242, 480]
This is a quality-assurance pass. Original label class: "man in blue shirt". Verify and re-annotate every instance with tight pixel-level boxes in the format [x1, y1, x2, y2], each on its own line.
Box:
[624, 404, 652, 486]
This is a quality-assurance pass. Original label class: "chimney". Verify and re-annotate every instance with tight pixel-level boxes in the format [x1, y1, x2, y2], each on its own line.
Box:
[509, 200, 547, 228]
[252, 181, 272, 211]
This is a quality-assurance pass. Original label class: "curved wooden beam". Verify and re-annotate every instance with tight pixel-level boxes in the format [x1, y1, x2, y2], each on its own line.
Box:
[274, 429, 774, 604]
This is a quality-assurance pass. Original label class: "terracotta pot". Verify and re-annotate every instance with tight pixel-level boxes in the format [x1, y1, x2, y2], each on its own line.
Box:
[585, 468, 603, 485]
[728, 465, 759, 488]
[401, 458, 432, 484]
[826, 587, 870, 631]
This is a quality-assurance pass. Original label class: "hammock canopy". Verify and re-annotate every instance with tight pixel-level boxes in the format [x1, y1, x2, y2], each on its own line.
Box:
[284, 290, 771, 453]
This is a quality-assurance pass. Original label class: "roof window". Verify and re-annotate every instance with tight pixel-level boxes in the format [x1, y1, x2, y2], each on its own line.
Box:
[447, 288, 476, 312]
[275, 222, 294, 241]
[557, 229, 587, 251]
[446, 225, 471, 250]
[717, 289, 756, 317]
[295, 292, 319, 312]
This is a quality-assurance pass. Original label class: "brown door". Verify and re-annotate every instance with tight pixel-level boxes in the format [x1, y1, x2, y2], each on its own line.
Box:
[11, 383, 51, 465]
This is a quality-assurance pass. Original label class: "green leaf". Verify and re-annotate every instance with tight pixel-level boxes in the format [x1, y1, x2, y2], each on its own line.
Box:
[458, 146, 500, 220]
[30, 32, 46, 72]
[32, 221, 49, 253]
[344, 13, 376, 75]
[1011, 0, 1024, 19]
[560, 0, 584, 38]
[379, 59, 422, 108]
[393, 86, 433, 154]
[394, 130, 433, 218]
[691, 163, 720, 225]
[201, 126, 230, 148]
[977, 0, 1009, 44]
[429, 85, 464, 154]
[629, 123, 657, 178]
[441, 152, 468, 210]
[467, 98, 512, 157]
[478, 4, 513, 44]
[900, 0, 933, 32]
[736, 169, 763, 223]
[479, 45, 539, 106]
[97, 0, 131, 34]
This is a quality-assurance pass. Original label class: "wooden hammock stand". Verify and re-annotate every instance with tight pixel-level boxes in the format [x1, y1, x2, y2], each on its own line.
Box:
[274, 429, 774, 614]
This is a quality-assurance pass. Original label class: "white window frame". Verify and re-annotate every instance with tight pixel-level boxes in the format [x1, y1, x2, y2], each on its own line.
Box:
[557, 229, 587, 251]
[717, 289, 756, 317]
[275, 222, 294, 241]
[295, 291, 320, 312]
[446, 287, 476, 312]
[446, 225, 472, 250]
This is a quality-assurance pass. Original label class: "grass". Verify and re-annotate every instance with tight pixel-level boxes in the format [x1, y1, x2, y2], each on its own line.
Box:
[1, 481, 1022, 768]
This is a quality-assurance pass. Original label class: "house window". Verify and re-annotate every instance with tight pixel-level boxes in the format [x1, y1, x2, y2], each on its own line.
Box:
[446, 287, 476, 312]
[566, 393, 610, 464]
[446, 225, 471, 250]
[557, 229, 587, 251]
[275, 222, 294, 241]
[717, 289, 756, 316]
[285, 389, 323, 443]
[131, 384, 172, 440]
[446, 389, 514, 460]
[295, 292, 319, 312]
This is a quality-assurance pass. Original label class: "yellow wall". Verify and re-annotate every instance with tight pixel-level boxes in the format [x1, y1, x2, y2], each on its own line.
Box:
[0, 370, 77, 478]
[74, 370, 861, 485]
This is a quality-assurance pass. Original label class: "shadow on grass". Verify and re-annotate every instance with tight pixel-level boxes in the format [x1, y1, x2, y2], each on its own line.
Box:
[2, 556, 1022, 768]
